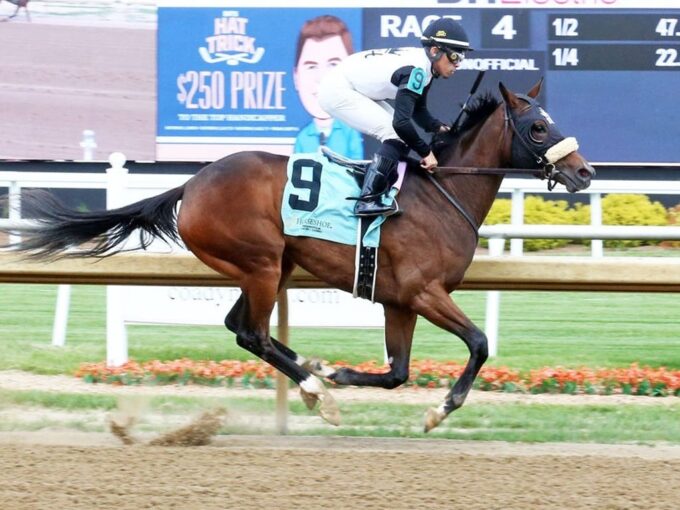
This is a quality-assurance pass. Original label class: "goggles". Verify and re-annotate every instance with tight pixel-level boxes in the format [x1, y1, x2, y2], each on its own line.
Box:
[444, 49, 466, 65]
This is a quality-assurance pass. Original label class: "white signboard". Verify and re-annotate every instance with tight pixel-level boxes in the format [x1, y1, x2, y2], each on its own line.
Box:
[123, 286, 385, 328]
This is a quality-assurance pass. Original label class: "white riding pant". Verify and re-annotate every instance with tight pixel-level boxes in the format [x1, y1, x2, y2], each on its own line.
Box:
[318, 67, 400, 143]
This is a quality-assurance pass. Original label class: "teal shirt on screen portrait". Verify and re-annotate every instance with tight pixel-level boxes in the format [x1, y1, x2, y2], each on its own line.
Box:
[293, 120, 364, 159]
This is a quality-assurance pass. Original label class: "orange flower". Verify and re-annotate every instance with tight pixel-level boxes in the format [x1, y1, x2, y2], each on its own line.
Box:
[74, 359, 680, 396]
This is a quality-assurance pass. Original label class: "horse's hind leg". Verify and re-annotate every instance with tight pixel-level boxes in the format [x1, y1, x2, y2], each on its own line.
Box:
[225, 294, 329, 410]
[272, 257, 336, 377]
[224, 294, 305, 364]
[328, 304, 417, 388]
[224, 258, 335, 381]
[224, 271, 340, 425]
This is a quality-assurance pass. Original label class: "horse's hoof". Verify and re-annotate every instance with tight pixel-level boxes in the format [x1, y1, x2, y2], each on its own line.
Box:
[299, 388, 319, 410]
[302, 357, 335, 378]
[327, 367, 353, 385]
[423, 407, 446, 433]
[299, 375, 340, 425]
[319, 391, 341, 426]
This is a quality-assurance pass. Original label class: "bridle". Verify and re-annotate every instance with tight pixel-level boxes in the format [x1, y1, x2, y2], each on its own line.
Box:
[502, 95, 580, 191]
[433, 96, 580, 184]
[427, 94, 581, 238]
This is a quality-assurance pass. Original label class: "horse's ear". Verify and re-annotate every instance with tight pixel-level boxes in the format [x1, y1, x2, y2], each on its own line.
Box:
[498, 82, 520, 108]
[527, 77, 544, 99]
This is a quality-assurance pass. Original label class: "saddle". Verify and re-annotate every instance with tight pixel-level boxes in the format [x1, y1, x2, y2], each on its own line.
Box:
[320, 146, 370, 187]
[321, 146, 423, 188]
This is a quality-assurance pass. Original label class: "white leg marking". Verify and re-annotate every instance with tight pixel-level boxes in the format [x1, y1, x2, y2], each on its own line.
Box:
[300, 375, 340, 426]
[300, 375, 326, 396]
[424, 404, 448, 433]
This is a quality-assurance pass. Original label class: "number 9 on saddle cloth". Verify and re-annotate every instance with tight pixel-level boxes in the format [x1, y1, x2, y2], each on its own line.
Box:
[281, 149, 407, 302]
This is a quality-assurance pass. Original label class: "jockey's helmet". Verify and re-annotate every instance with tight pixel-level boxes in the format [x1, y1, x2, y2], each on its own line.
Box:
[421, 18, 473, 62]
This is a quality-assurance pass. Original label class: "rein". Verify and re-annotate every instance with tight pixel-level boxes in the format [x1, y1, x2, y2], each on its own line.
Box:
[425, 173, 479, 243]
[405, 154, 544, 177]
[425, 165, 551, 242]
[419, 92, 580, 240]
[432, 165, 543, 177]
[419, 163, 543, 242]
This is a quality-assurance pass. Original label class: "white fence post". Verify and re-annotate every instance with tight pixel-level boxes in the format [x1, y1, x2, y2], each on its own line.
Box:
[591, 192, 604, 258]
[80, 130, 97, 161]
[8, 181, 21, 246]
[485, 238, 506, 357]
[510, 189, 524, 256]
[8, 180, 72, 347]
[51, 285, 71, 347]
[106, 152, 129, 367]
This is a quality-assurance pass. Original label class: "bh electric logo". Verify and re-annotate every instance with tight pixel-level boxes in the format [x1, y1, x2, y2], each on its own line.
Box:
[199, 11, 265, 65]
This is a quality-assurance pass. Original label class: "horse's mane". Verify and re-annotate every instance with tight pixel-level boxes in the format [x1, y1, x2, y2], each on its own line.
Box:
[431, 91, 501, 159]
[451, 91, 501, 136]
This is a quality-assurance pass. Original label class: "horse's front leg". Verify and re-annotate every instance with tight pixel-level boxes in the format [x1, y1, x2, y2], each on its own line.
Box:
[328, 304, 417, 388]
[412, 285, 489, 432]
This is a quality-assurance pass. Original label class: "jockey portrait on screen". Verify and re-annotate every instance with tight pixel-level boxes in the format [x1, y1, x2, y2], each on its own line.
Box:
[293, 15, 364, 159]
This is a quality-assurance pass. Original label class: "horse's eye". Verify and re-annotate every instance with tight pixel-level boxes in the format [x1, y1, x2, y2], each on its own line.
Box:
[530, 121, 548, 143]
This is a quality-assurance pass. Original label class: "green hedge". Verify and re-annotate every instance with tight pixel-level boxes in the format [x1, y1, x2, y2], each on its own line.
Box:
[483, 194, 672, 251]
[600, 194, 669, 247]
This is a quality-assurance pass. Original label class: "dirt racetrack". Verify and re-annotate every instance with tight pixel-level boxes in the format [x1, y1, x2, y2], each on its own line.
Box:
[1, 372, 679, 509]
[0, 432, 678, 510]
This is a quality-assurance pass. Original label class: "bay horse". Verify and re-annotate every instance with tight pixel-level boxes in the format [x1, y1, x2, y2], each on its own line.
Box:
[2, 81, 594, 431]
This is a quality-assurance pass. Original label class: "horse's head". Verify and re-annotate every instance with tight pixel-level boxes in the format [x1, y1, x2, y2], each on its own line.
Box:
[499, 80, 595, 192]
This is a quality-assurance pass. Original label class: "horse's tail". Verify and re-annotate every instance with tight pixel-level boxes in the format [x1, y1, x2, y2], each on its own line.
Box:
[1, 186, 185, 259]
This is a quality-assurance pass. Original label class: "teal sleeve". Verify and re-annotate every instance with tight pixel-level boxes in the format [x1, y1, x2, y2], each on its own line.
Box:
[406, 67, 427, 95]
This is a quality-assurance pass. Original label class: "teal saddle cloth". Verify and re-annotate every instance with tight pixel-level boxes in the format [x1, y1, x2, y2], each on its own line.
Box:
[281, 153, 391, 248]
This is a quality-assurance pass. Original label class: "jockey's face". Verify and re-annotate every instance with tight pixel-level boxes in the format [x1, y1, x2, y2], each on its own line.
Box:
[430, 46, 459, 79]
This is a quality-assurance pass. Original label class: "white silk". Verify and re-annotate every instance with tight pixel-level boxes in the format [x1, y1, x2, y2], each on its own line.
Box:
[318, 47, 433, 143]
[319, 68, 399, 142]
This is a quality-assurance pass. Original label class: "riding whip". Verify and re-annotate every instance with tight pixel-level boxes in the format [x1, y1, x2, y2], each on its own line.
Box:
[450, 70, 486, 131]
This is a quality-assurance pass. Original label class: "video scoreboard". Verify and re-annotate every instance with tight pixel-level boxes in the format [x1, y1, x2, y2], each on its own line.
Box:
[157, 2, 680, 164]
[367, 7, 680, 163]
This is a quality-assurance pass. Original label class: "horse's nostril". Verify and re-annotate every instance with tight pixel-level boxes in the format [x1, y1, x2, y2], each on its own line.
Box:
[577, 168, 592, 180]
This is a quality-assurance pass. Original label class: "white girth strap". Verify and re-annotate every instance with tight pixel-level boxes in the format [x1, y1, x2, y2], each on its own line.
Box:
[545, 137, 579, 164]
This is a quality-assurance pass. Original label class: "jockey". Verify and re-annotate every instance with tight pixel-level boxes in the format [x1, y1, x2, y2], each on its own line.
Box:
[318, 18, 472, 216]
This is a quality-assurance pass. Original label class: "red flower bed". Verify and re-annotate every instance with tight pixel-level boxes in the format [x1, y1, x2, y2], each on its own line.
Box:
[75, 359, 680, 397]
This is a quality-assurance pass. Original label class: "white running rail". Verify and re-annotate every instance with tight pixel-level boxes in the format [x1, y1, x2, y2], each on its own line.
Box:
[2, 155, 679, 362]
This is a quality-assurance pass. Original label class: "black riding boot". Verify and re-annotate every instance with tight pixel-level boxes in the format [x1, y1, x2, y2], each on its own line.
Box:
[354, 154, 399, 217]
